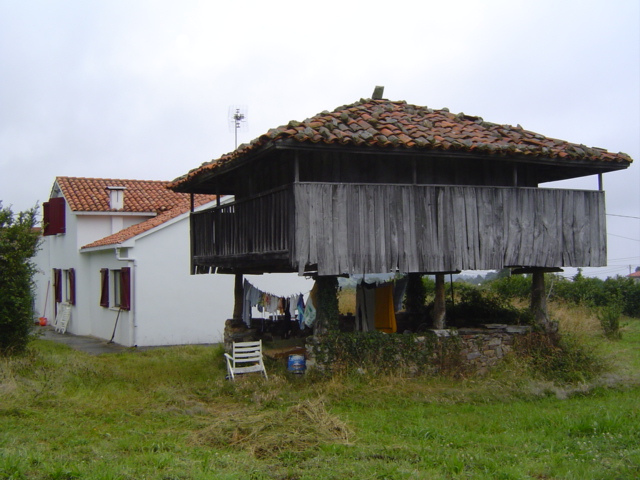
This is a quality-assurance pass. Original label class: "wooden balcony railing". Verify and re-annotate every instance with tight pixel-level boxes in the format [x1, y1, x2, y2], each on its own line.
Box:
[190, 186, 292, 270]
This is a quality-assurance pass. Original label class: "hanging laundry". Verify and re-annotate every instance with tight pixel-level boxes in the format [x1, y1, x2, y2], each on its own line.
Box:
[303, 282, 318, 328]
[303, 299, 316, 328]
[393, 276, 409, 313]
[355, 281, 376, 332]
[374, 283, 397, 333]
[297, 294, 306, 328]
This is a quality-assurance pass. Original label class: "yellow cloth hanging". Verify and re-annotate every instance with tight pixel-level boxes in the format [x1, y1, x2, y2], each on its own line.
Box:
[374, 284, 397, 333]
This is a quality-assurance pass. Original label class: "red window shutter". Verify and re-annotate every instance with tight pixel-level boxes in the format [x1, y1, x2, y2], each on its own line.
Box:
[100, 269, 109, 307]
[120, 267, 131, 311]
[43, 201, 51, 235]
[53, 269, 62, 303]
[68, 268, 76, 305]
[43, 197, 65, 235]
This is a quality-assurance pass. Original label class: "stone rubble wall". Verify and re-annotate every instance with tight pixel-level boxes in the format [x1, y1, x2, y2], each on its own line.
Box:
[226, 318, 531, 374]
[304, 325, 532, 374]
[457, 325, 531, 375]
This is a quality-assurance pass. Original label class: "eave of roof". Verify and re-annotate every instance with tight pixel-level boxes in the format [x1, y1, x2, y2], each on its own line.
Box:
[169, 98, 633, 192]
[80, 195, 218, 250]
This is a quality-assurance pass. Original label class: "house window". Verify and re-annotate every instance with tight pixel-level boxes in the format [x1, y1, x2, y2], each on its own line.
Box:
[53, 268, 75, 308]
[100, 267, 130, 310]
[112, 270, 122, 308]
[63, 268, 76, 305]
[53, 269, 62, 303]
[43, 197, 66, 236]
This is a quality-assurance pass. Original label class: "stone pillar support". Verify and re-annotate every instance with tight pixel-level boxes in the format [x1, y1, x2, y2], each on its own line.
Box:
[433, 273, 446, 330]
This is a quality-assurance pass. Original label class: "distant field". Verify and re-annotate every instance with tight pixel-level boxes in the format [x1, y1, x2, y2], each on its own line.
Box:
[1, 306, 639, 479]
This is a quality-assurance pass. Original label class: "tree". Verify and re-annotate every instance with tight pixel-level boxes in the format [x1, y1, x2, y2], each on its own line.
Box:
[0, 202, 40, 355]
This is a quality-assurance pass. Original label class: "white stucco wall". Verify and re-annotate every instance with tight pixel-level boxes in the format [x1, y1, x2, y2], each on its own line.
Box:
[127, 216, 234, 346]
[32, 197, 314, 347]
[33, 200, 91, 334]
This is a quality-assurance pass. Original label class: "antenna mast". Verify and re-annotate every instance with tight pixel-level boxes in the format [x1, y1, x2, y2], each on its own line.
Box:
[228, 105, 248, 150]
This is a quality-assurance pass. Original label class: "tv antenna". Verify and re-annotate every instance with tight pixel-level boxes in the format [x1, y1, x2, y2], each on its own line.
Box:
[228, 105, 248, 149]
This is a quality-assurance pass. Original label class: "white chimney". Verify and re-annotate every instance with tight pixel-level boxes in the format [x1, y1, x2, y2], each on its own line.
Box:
[106, 186, 126, 210]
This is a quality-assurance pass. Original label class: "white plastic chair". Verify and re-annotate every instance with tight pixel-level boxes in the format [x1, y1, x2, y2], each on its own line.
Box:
[224, 340, 268, 380]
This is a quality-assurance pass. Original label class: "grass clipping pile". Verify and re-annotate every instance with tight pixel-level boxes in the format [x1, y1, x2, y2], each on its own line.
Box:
[193, 399, 352, 458]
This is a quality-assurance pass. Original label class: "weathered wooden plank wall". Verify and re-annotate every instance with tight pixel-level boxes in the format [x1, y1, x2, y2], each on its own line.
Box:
[191, 187, 291, 264]
[293, 184, 606, 275]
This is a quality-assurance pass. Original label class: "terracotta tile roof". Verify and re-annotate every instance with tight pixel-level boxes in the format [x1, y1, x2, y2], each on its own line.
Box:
[81, 194, 217, 249]
[56, 177, 194, 213]
[628, 271, 640, 279]
[170, 98, 633, 190]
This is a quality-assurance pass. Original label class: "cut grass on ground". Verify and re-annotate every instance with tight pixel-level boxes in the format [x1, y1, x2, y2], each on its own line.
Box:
[1, 312, 639, 479]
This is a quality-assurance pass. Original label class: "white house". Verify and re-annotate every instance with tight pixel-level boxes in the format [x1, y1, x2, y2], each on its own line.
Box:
[33, 176, 312, 347]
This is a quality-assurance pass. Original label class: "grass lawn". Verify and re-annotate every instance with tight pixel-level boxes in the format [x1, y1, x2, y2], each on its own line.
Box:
[1, 313, 639, 479]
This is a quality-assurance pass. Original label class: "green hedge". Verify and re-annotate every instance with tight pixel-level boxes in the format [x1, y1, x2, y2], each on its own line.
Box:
[489, 271, 640, 318]
[0, 203, 40, 355]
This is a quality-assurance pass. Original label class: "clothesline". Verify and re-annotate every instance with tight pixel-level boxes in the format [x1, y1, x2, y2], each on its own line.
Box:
[242, 279, 307, 327]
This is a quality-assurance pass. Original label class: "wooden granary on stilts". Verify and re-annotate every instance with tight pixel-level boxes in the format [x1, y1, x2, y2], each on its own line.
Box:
[170, 88, 632, 335]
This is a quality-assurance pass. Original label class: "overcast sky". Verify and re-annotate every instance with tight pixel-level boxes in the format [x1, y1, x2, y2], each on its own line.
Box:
[1, 0, 638, 278]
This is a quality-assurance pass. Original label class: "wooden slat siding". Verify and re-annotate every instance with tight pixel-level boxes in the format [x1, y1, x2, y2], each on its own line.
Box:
[333, 184, 343, 275]
[598, 193, 607, 263]
[322, 184, 334, 274]
[192, 187, 292, 267]
[293, 184, 606, 276]
[561, 191, 575, 266]
[356, 186, 367, 272]
[477, 188, 499, 267]
[293, 184, 308, 273]
[443, 187, 458, 271]
[503, 188, 522, 266]
[191, 184, 606, 275]
[464, 187, 479, 269]
[585, 190, 603, 266]
[575, 191, 590, 266]
[389, 187, 401, 272]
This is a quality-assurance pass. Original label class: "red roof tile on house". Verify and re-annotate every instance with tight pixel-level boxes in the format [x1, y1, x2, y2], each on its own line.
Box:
[56, 177, 196, 213]
[50, 176, 217, 249]
[169, 98, 633, 190]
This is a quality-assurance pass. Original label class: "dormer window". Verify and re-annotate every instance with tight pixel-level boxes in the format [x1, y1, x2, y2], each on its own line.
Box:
[107, 186, 126, 210]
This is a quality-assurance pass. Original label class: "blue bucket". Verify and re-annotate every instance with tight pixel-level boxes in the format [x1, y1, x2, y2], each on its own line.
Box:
[287, 354, 306, 374]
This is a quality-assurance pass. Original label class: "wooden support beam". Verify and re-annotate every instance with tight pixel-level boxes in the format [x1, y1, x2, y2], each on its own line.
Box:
[530, 269, 552, 331]
[314, 276, 339, 336]
[433, 273, 446, 329]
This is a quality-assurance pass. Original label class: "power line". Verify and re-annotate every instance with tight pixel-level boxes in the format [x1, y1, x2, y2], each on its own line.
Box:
[608, 233, 640, 242]
[606, 213, 640, 220]
[607, 213, 640, 220]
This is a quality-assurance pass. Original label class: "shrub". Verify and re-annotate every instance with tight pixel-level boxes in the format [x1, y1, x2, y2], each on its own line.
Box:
[441, 282, 532, 327]
[489, 271, 640, 319]
[0, 203, 40, 355]
[514, 332, 605, 383]
[489, 274, 532, 300]
[597, 305, 622, 340]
